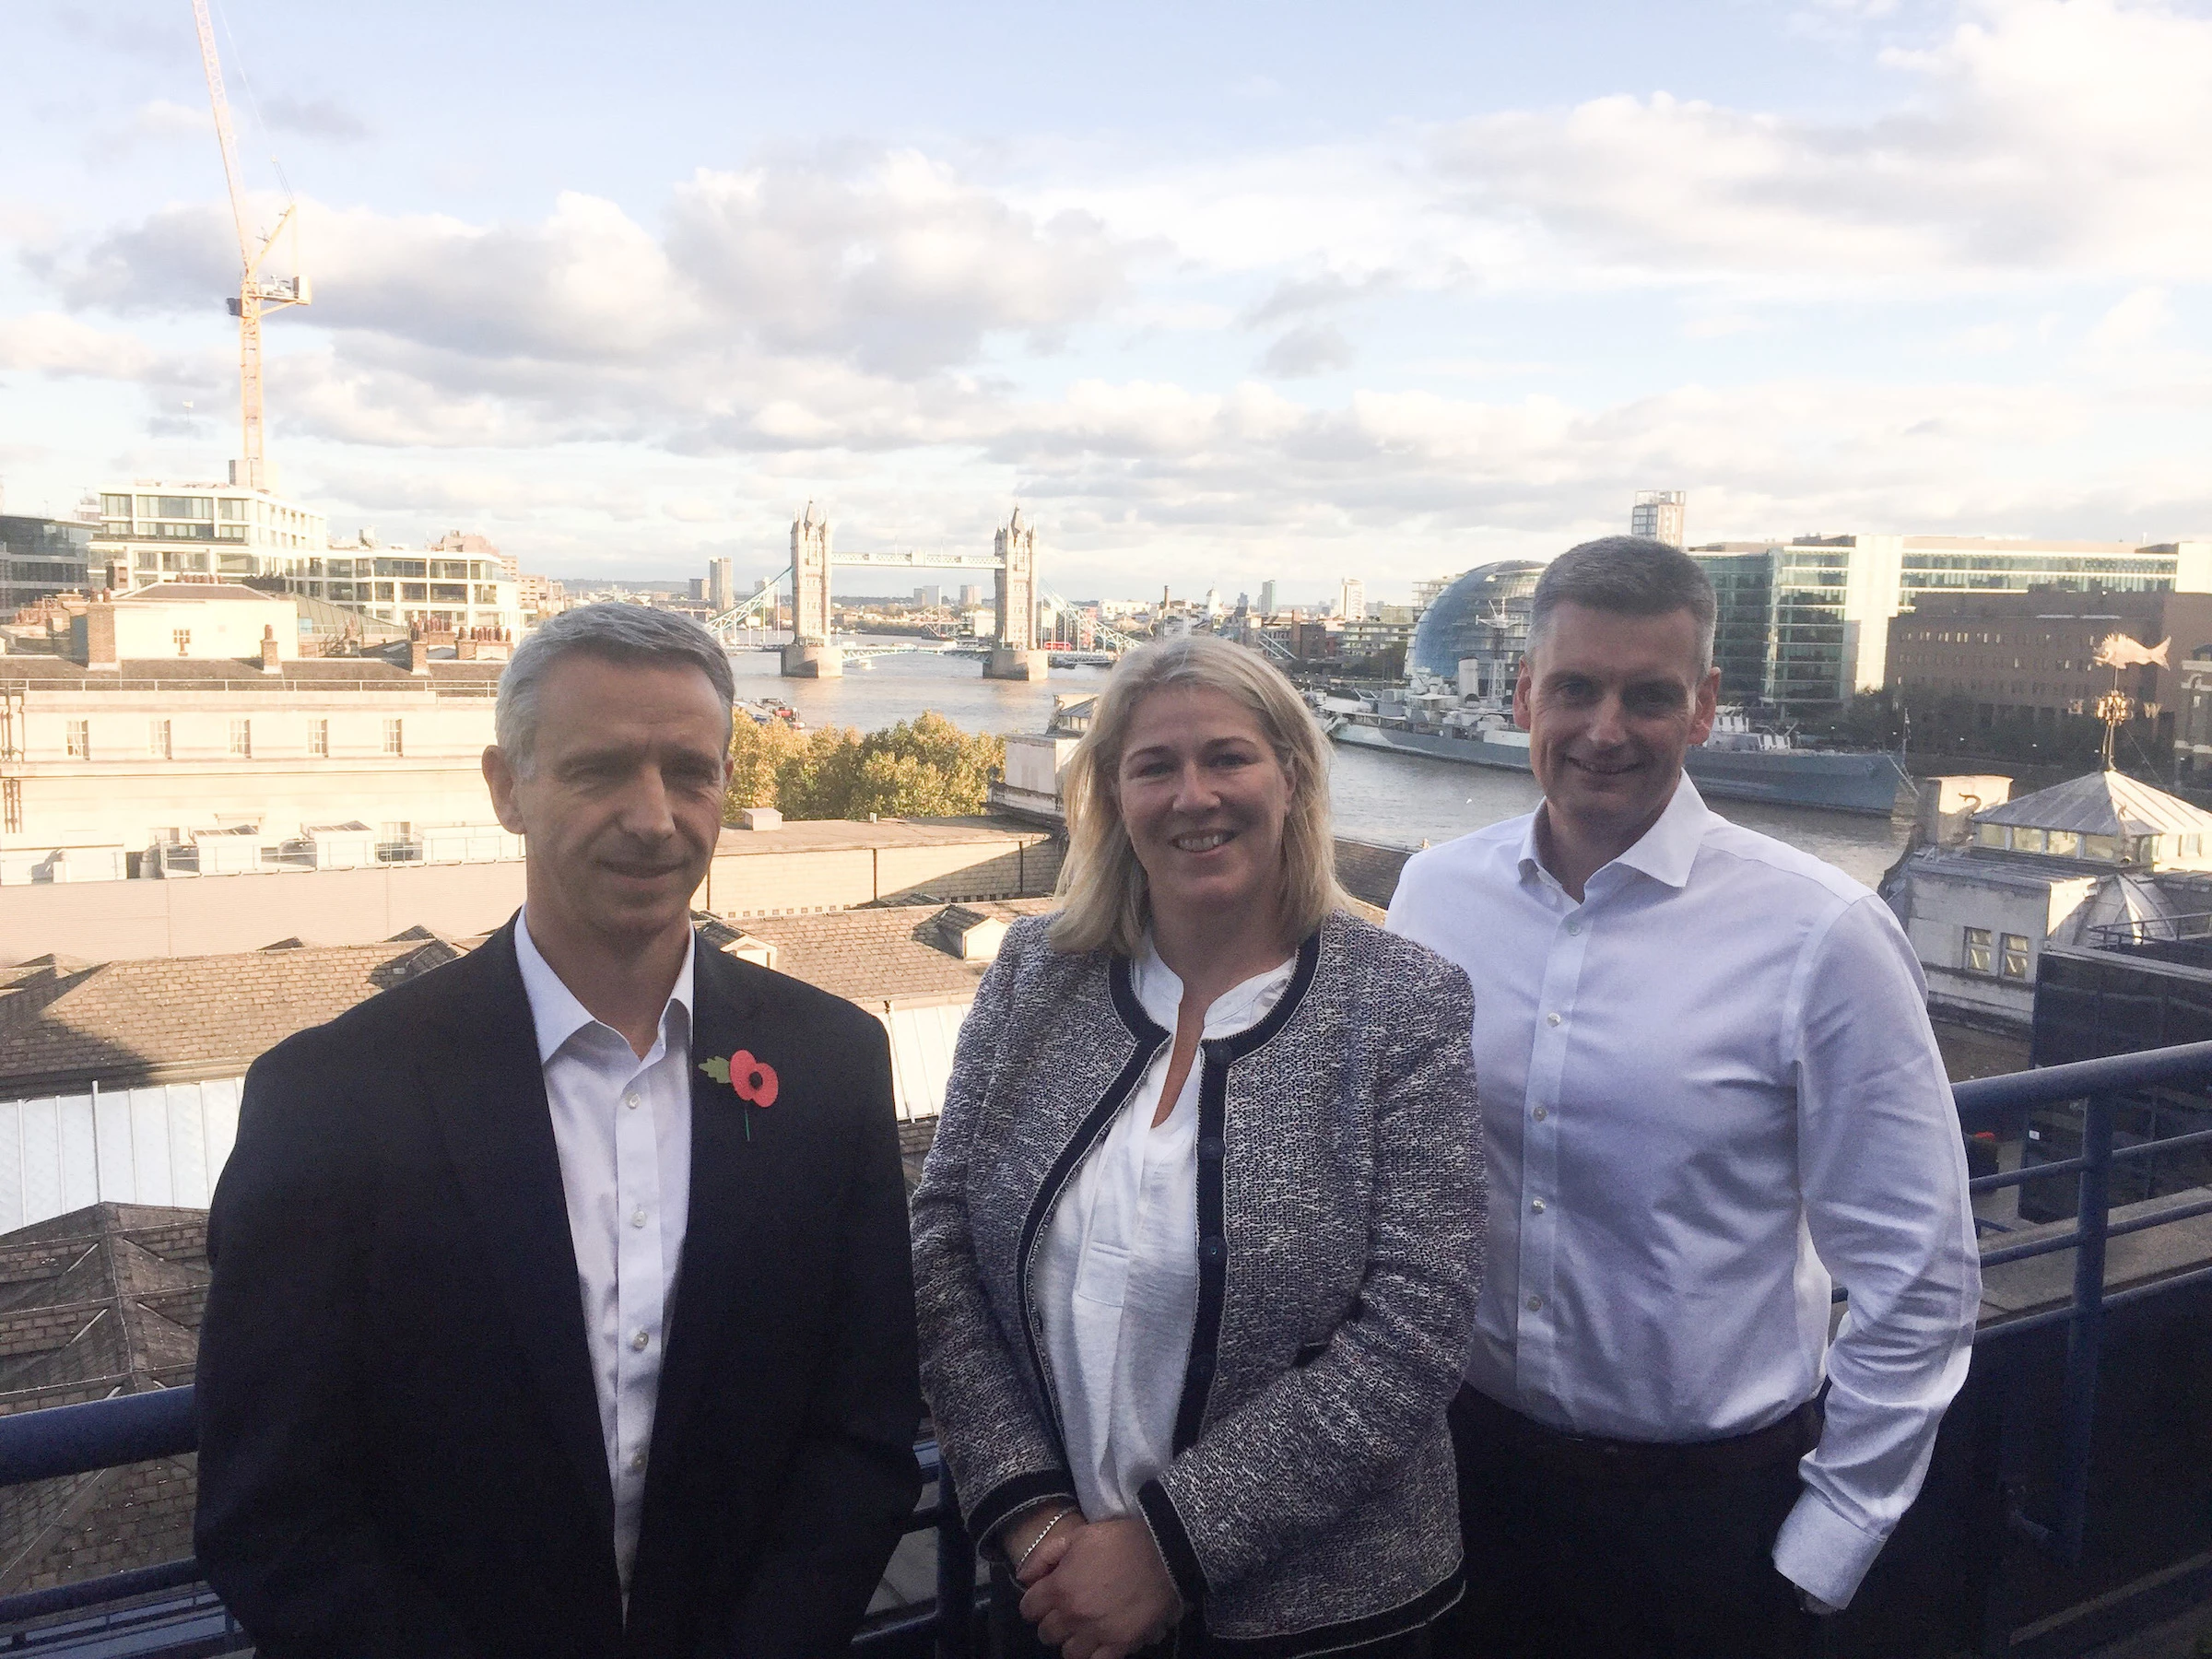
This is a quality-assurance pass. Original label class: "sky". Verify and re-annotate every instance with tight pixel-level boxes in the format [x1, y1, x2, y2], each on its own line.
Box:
[5, 0, 2212, 603]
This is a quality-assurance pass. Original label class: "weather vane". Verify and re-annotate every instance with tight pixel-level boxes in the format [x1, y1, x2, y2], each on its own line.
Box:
[2091, 632, 2171, 771]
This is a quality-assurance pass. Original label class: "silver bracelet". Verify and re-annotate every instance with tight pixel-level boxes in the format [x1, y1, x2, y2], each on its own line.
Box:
[1012, 1507, 1075, 1573]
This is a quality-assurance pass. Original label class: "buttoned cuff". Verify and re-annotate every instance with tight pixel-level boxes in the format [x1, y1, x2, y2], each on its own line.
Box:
[1771, 1486, 1885, 1611]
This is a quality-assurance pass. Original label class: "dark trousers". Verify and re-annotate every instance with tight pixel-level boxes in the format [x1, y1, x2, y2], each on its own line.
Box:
[1441, 1388, 1821, 1659]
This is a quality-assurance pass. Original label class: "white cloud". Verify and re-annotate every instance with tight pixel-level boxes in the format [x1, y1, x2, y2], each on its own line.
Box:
[12, 2, 2212, 582]
[1258, 324, 1354, 378]
[2087, 285, 2171, 348]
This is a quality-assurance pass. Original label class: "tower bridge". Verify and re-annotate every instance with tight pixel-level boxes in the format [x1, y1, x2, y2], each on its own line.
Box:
[764, 503, 1047, 680]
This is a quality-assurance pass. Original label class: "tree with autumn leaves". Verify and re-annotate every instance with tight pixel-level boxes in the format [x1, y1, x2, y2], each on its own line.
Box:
[725, 710, 1007, 822]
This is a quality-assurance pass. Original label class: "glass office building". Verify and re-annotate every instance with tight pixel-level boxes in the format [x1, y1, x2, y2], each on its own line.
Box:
[0, 518, 92, 613]
[1406, 560, 1546, 692]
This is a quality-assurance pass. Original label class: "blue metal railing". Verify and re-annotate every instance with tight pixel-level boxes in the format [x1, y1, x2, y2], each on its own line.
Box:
[0, 1403, 978, 1655]
[5, 1042, 2212, 1652]
[1951, 1039, 2212, 1573]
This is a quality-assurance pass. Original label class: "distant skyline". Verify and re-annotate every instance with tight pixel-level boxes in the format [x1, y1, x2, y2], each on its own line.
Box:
[6, 0, 2212, 599]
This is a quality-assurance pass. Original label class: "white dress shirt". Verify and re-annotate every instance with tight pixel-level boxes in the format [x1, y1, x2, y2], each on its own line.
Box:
[1036, 942, 1296, 1521]
[514, 913, 695, 1594]
[1387, 777, 1981, 1609]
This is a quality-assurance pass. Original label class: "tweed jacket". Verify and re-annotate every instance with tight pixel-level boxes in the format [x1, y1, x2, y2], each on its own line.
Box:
[912, 910, 1485, 1655]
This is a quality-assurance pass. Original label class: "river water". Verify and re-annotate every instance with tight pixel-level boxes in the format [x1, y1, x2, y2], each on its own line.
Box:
[730, 646, 1913, 889]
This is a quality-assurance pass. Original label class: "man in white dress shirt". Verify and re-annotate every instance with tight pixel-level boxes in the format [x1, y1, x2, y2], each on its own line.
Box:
[196, 605, 920, 1659]
[1388, 538, 1981, 1657]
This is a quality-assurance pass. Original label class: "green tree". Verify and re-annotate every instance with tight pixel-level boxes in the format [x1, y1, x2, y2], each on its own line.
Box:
[724, 713, 809, 816]
[726, 709, 1006, 821]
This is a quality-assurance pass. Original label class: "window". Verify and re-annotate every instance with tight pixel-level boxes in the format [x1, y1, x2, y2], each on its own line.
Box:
[1964, 927, 1994, 973]
[401, 582, 428, 602]
[382, 718, 404, 757]
[172, 628, 192, 654]
[218, 498, 248, 521]
[309, 719, 329, 758]
[148, 719, 171, 759]
[2, 779, 18, 834]
[2000, 934, 2031, 980]
[65, 719, 88, 759]
[2047, 830, 2081, 857]
[100, 493, 132, 518]
[1975, 823, 2007, 849]
[2013, 827, 2047, 854]
[229, 719, 252, 758]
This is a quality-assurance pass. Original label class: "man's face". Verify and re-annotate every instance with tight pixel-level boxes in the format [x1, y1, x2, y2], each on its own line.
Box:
[484, 653, 728, 951]
[1514, 601, 1719, 848]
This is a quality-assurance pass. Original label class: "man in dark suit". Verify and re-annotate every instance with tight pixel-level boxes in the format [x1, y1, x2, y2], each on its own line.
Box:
[194, 604, 923, 1659]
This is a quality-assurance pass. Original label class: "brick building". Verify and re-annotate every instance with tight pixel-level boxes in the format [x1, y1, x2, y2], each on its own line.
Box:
[1886, 588, 2212, 763]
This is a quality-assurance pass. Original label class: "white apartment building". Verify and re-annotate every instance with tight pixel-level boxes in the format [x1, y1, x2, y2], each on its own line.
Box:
[92, 483, 523, 638]
[0, 622, 509, 881]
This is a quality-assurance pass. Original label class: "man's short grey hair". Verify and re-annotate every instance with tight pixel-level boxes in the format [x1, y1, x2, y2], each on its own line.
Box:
[496, 602, 736, 777]
[1527, 535, 1717, 675]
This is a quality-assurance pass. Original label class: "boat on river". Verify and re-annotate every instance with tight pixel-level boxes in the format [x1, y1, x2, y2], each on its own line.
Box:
[1314, 693, 1912, 816]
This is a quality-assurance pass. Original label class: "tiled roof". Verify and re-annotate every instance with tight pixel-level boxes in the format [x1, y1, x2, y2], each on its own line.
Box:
[0, 938, 467, 1095]
[1978, 770, 2212, 838]
[705, 900, 1058, 1005]
[0, 1204, 208, 1595]
[1334, 837, 1414, 910]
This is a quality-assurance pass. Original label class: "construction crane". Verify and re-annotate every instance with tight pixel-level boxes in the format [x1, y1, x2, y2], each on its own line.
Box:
[191, 0, 309, 492]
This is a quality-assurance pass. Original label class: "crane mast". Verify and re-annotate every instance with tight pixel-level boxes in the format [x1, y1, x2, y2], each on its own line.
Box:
[191, 0, 309, 492]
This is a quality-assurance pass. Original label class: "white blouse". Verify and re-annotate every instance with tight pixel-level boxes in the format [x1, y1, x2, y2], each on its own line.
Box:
[1035, 941, 1297, 1520]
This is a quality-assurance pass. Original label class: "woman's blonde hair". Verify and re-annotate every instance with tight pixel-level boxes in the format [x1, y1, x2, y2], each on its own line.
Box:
[1048, 632, 1349, 958]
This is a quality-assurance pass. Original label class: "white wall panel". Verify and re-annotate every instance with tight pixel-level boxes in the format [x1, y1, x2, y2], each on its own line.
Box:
[127, 1090, 173, 1206]
[0, 1079, 245, 1232]
[881, 1002, 972, 1122]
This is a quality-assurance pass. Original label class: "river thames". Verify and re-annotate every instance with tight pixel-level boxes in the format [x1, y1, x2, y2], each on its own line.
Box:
[730, 646, 1914, 888]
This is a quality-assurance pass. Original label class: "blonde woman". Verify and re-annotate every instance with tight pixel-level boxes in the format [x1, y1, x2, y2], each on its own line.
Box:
[912, 636, 1485, 1659]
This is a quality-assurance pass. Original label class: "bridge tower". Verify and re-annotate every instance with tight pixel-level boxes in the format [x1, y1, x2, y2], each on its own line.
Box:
[985, 508, 1050, 681]
[781, 501, 842, 677]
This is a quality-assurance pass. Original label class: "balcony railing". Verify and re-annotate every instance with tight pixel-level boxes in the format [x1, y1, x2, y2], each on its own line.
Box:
[4, 1042, 2212, 1655]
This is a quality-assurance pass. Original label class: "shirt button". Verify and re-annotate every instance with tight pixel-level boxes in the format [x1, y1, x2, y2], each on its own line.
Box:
[629, 1451, 647, 1473]
[1531, 1198, 1547, 1214]
[1546, 1012, 1562, 1027]
[1532, 1107, 1547, 1122]
[1527, 1294, 1544, 1312]
[625, 1092, 641, 1111]
[631, 1206, 647, 1228]
[1565, 920, 1581, 935]
[630, 1329, 650, 1351]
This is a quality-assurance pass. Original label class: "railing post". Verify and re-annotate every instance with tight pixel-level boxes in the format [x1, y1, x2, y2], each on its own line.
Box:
[2055, 1089, 2114, 1564]
[935, 1467, 975, 1659]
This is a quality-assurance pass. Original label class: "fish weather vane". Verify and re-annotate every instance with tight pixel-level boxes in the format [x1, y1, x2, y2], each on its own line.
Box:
[2091, 633, 2171, 771]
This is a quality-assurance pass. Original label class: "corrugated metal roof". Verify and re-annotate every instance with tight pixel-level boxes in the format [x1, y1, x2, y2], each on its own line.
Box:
[1976, 771, 2212, 838]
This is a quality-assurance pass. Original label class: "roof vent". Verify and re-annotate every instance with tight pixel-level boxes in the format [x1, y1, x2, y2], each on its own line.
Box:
[931, 904, 1009, 963]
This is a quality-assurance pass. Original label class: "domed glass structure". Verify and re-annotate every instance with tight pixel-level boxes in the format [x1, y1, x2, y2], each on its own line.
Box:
[1408, 560, 1547, 688]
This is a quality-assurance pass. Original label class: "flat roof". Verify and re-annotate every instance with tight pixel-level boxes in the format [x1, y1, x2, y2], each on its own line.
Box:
[712, 816, 1054, 856]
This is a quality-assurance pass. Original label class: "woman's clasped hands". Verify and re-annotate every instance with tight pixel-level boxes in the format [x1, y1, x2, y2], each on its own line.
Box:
[1005, 1507, 1181, 1659]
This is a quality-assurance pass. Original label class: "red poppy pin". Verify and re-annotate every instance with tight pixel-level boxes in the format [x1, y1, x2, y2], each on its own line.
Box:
[699, 1049, 779, 1138]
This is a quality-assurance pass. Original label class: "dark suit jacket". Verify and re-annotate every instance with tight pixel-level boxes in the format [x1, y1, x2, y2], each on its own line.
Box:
[194, 917, 923, 1659]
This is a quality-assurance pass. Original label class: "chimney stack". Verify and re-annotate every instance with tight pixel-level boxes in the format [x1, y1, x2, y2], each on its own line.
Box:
[82, 592, 120, 671]
[260, 623, 282, 675]
[408, 638, 429, 676]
